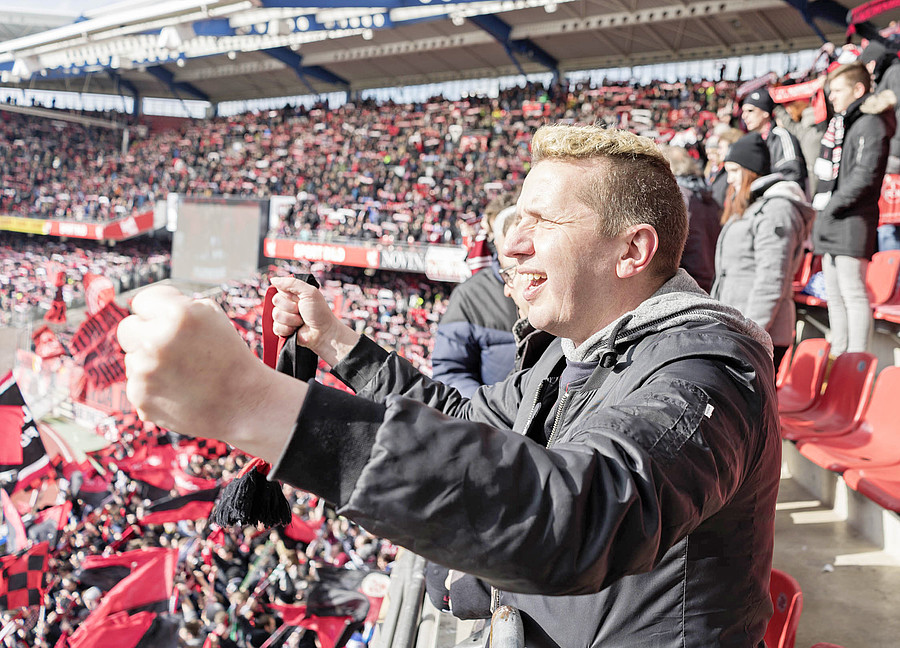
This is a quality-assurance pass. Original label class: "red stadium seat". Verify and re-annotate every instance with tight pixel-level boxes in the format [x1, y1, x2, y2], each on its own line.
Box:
[765, 569, 803, 648]
[792, 251, 816, 292]
[808, 644, 847, 648]
[781, 352, 877, 442]
[865, 250, 900, 306]
[776, 338, 830, 414]
[844, 464, 900, 512]
[776, 343, 794, 388]
[797, 366, 900, 473]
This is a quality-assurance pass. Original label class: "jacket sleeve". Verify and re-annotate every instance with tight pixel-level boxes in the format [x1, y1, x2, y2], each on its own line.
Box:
[768, 128, 807, 185]
[879, 66, 900, 160]
[820, 116, 890, 220]
[270, 335, 767, 598]
[744, 199, 798, 330]
[430, 321, 484, 398]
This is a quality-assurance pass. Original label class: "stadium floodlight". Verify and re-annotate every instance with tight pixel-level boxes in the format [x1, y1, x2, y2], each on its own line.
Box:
[11, 56, 40, 78]
[158, 24, 195, 50]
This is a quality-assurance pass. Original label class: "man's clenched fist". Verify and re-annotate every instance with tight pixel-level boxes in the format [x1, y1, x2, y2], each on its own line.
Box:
[117, 284, 306, 461]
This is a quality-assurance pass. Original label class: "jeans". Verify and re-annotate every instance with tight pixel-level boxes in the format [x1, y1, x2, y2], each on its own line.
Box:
[821, 253, 872, 355]
[877, 224, 900, 252]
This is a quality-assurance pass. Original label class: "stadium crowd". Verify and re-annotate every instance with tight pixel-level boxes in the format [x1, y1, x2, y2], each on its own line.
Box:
[2, 77, 736, 248]
[0, 232, 171, 327]
[6, 34, 900, 648]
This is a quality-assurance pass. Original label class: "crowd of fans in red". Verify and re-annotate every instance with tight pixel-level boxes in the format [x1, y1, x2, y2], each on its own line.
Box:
[1, 77, 734, 248]
[4, 55, 886, 647]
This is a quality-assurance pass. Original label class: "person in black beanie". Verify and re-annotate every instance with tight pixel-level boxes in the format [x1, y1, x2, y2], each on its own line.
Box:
[741, 88, 808, 191]
[712, 132, 815, 371]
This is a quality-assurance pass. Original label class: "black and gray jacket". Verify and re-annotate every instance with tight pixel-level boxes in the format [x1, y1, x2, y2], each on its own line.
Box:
[765, 124, 808, 190]
[271, 270, 781, 648]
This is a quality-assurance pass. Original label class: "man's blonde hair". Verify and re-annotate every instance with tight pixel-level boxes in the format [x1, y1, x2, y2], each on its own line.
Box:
[530, 124, 688, 278]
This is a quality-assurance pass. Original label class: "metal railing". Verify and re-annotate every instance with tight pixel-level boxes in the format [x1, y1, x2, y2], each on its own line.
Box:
[372, 551, 523, 648]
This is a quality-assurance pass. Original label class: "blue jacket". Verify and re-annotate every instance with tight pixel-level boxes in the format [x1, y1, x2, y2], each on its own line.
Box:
[430, 263, 518, 396]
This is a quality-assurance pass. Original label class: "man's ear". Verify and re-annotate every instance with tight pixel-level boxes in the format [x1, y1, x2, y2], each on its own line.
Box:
[616, 224, 659, 279]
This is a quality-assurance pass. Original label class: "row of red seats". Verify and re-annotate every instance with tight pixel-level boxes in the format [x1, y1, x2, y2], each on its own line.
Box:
[793, 250, 900, 325]
[776, 338, 900, 512]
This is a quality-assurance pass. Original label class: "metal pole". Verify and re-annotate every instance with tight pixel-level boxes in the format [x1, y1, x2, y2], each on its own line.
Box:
[391, 553, 427, 648]
[489, 606, 523, 648]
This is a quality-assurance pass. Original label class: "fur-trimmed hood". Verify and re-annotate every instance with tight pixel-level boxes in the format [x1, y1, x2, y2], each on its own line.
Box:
[861, 89, 897, 115]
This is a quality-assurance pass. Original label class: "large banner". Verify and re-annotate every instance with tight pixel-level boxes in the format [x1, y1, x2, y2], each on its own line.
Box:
[263, 237, 471, 281]
[0, 210, 156, 241]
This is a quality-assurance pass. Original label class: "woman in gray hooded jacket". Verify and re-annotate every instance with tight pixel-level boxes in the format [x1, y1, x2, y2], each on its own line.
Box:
[712, 132, 816, 370]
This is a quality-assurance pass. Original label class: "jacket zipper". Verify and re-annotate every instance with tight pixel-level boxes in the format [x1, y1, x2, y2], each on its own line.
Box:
[546, 388, 571, 449]
[491, 379, 549, 614]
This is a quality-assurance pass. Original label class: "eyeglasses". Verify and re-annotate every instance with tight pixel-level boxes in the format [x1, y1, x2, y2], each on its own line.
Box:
[499, 265, 517, 287]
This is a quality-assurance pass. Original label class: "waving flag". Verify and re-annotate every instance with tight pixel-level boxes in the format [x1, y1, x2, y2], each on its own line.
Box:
[0, 373, 52, 494]
[139, 486, 221, 525]
[75, 547, 174, 592]
[0, 542, 49, 610]
[68, 549, 179, 648]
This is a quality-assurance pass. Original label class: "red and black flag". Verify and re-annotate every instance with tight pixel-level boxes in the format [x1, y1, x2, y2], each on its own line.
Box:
[308, 566, 390, 627]
[67, 549, 179, 648]
[0, 542, 50, 610]
[268, 603, 354, 648]
[177, 437, 230, 461]
[44, 284, 67, 326]
[64, 610, 180, 648]
[283, 513, 323, 545]
[70, 300, 129, 390]
[75, 547, 173, 593]
[139, 486, 222, 525]
[0, 372, 52, 494]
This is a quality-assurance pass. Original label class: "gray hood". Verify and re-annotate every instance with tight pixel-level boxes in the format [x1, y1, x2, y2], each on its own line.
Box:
[562, 269, 774, 362]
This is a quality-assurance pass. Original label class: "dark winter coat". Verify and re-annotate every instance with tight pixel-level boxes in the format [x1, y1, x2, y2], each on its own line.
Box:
[271, 271, 781, 648]
[430, 263, 518, 397]
[812, 91, 897, 259]
[677, 174, 722, 292]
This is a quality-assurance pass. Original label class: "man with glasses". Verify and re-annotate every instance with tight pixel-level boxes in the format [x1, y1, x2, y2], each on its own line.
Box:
[430, 201, 520, 397]
[119, 125, 781, 647]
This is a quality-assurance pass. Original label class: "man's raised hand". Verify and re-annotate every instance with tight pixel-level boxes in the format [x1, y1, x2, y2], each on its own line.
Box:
[117, 284, 306, 462]
[270, 276, 360, 367]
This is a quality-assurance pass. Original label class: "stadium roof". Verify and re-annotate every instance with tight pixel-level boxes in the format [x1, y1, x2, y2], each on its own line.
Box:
[0, 0, 896, 106]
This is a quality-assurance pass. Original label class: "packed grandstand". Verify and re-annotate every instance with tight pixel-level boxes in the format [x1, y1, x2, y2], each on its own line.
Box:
[5, 0, 900, 647]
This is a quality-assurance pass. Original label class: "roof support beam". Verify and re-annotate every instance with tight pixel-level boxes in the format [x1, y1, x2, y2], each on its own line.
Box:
[145, 65, 210, 102]
[467, 14, 558, 75]
[261, 46, 350, 92]
[107, 69, 141, 116]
